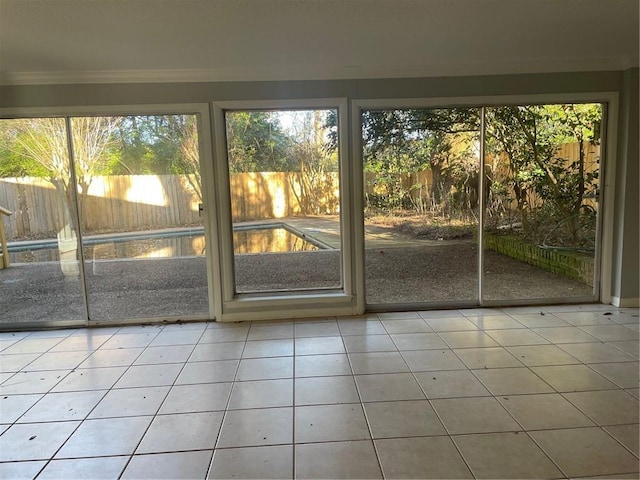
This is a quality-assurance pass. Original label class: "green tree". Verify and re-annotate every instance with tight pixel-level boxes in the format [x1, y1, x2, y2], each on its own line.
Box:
[285, 110, 339, 214]
[485, 104, 601, 244]
[357, 103, 601, 247]
[105, 115, 186, 175]
[225, 112, 293, 172]
[359, 108, 480, 214]
[168, 115, 203, 202]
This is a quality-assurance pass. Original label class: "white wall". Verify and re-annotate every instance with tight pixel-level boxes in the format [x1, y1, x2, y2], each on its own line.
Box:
[612, 68, 640, 306]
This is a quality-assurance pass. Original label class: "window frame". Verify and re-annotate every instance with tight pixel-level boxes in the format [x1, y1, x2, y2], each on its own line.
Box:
[0, 90, 620, 327]
[211, 98, 359, 322]
[352, 92, 619, 309]
[0, 103, 219, 328]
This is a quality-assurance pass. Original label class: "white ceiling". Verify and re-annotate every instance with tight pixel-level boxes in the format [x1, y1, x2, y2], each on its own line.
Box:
[0, 0, 638, 85]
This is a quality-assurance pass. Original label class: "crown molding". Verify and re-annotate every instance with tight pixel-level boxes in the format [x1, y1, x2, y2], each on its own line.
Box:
[0, 57, 635, 86]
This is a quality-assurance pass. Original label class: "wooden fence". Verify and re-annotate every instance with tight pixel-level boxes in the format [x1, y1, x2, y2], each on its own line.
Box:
[229, 171, 340, 221]
[0, 173, 341, 240]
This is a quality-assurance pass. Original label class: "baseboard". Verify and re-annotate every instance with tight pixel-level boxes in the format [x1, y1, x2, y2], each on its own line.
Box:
[611, 296, 640, 308]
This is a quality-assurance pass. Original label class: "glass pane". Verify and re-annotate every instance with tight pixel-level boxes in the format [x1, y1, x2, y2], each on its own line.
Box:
[225, 109, 341, 293]
[71, 115, 209, 320]
[483, 104, 601, 301]
[0, 118, 86, 325]
[362, 108, 481, 305]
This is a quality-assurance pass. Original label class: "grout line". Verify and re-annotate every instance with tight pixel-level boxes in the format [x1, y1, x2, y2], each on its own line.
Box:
[29, 325, 165, 478]
[204, 322, 250, 479]
[0, 307, 637, 479]
[338, 327, 386, 478]
[600, 425, 640, 460]
[291, 324, 296, 480]
[376, 313, 478, 479]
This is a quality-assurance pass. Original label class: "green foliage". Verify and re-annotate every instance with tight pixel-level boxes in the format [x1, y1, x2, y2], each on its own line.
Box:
[361, 108, 480, 216]
[225, 112, 294, 172]
[0, 103, 603, 251]
[485, 103, 602, 246]
[283, 110, 340, 214]
[0, 145, 49, 177]
[105, 115, 188, 175]
[0, 119, 62, 179]
[360, 103, 602, 250]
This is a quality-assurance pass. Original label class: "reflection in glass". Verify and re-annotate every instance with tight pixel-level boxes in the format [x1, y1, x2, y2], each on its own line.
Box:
[233, 226, 320, 254]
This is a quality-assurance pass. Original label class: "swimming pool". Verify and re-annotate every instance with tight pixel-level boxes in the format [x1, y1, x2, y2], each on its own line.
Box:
[7, 224, 329, 263]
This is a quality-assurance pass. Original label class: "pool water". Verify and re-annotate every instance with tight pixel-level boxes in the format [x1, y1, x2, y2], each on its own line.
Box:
[234, 227, 319, 254]
[8, 227, 321, 263]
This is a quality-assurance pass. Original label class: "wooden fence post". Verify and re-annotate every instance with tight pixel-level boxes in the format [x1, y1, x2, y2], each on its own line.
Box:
[0, 206, 12, 269]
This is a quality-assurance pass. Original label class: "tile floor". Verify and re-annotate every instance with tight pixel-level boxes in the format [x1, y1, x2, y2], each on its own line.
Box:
[0, 304, 638, 479]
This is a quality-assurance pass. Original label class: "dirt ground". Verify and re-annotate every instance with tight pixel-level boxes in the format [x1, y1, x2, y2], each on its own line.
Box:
[1, 215, 595, 325]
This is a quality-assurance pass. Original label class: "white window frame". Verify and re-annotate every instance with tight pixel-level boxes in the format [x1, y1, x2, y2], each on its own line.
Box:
[0, 91, 619, 327]
[352, 92, 619, 308]
[211, 98, 359, 322]
[0, 103, 220, 327]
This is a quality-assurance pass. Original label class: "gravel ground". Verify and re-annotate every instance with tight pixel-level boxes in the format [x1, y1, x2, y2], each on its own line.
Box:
[364, 243, 592, 304]
[0, 241, 593, 325]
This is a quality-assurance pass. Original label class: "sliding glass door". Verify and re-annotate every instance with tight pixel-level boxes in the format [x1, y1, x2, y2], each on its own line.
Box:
[360, 107, 482, 306]
[0, 98, 607, 327]
[357, 101, 604, 310]
[482, 103, 602, 303]
[0, 107, 214, 328]
[0, 117, 86, 326]
[71, 114, 210, 321]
